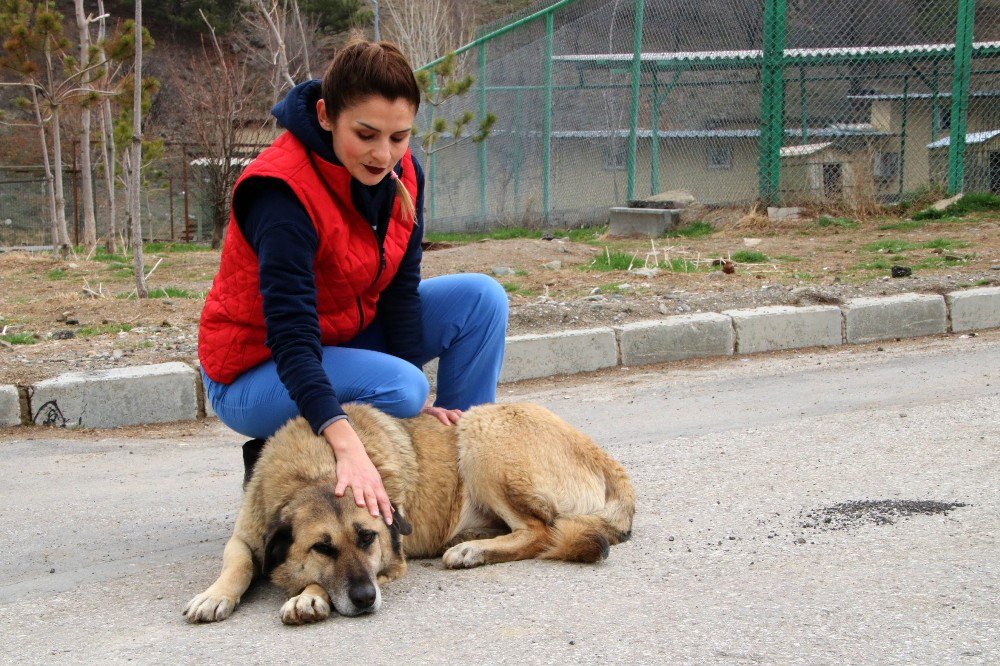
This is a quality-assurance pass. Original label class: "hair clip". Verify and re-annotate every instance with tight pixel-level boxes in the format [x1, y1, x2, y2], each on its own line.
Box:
[389, 170, 399, 181]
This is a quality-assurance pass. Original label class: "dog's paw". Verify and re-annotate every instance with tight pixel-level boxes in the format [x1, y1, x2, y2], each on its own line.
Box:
[442, 542, 486, 569]
[183, 592, 238, 623]
[280, 591, 331, 625]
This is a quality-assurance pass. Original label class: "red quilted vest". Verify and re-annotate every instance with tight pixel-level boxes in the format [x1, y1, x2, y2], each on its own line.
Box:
[198, 132, 418, 384]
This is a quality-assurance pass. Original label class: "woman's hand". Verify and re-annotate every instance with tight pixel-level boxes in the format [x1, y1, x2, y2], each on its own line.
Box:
[323, 419, 393, 524]
[421, 402, 462, 425]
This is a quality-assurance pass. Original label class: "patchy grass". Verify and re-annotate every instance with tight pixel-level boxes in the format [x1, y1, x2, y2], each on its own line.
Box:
[773, 254, 802, 262]
[862, 238, 972, 253]
[46, 267, 69, 280]
[586, 250, 643, 271]
[148, 286, 201, 299]
[862, 239, 918, 253]
[425, 226, 603, 245]
[662, 258, 704, 272]
[730, 250, 769, 263]
[912, 255, 973, 270]
[143, 242, 214, 254]
[1, 331, 36, 345]
[665, 221, 714, 238]
[878, 220, 926, 231]
[76, 323, 134, 337]
[501, 282, 534, 296]
[975, 278, 994, 286]
[912, 192, 1000, 220]
[816, 216, 860, 229]
[855, 257, 893, 271]
[921, 238, 972, 250]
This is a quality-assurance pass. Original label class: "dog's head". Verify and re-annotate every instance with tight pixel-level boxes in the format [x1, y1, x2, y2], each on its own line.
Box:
[261, 487, 412, 616]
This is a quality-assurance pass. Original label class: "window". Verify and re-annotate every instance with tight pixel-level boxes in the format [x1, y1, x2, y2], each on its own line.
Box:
[708, 146, 732, 170]
[873, 151, 899, 181]
[936, 106, 951, 132]
[603, 142, 626, 171]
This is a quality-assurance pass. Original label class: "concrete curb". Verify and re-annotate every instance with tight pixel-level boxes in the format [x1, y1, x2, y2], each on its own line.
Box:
[3, 289, 998, 430]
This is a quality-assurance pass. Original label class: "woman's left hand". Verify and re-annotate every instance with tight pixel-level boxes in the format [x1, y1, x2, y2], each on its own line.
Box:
[422, 404, 462, 425]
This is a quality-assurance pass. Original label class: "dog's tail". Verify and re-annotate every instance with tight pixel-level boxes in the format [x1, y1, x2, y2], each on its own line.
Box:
[540, 461, 635, 564]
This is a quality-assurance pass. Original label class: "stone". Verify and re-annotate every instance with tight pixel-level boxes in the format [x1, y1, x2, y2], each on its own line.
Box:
[609, 207, 681, 237]
[0, 385, 21, 427]
[842, 293, 947, 344]
[29, 362, 199, 429]
[616, 313, 734, 365]
[946, 287, 1000, 332]
[501, 329, 617, 382]
[723, 305, 843, 353]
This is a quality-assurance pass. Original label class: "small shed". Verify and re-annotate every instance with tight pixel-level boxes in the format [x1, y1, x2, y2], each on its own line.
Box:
[927, 130, 1000, 193]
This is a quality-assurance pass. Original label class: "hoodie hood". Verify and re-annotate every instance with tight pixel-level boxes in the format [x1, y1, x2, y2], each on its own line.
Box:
[271, 80, 339, 164]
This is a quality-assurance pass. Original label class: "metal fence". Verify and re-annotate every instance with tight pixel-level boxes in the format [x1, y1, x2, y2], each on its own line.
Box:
[0, 142, 229, 249]
[416, 0, 1000, 231]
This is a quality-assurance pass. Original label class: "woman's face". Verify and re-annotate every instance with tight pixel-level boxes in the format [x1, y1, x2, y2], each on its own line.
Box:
[317, 95, 416, 186]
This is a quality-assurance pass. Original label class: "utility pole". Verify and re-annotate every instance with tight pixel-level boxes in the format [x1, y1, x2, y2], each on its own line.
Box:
[373, 0, 380, 40]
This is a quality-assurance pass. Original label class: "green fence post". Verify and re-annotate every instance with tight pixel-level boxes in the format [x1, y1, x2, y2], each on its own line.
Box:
[947, 0, 976, 194]
[429, 71, 437, 222]
[799, 65, 808, 144]
[478, 43, 488, 222]
[757, 0, 787, 206]
[626, 0, 646, 202]
[543, 11, 553, 223]
[898, 76, 909, 200]
[650, 70, 659, 195]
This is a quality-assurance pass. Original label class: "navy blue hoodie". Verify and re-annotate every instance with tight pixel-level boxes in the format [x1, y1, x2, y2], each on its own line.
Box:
[231, 80, 425, 436]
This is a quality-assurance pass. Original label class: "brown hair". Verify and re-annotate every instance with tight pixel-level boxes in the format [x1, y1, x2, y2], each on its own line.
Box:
[322, 38, 421, 222]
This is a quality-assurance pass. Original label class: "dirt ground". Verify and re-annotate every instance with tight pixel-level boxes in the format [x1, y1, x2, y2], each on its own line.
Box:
[2, 208, 998, 386]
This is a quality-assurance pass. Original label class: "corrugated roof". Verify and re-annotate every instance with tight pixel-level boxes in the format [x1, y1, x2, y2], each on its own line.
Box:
[496, 126, 892, 140]
[780, 142, 833, 157]
[927, 129, 1000, 149]
[848, 91, 1000, 100]
[554, 41, 1000, 65]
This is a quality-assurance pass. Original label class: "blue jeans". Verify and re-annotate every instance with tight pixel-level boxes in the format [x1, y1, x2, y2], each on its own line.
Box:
[202, 273, 508, 439]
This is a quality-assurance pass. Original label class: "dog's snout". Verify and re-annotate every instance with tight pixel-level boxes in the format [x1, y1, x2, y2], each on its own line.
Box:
[348, 580, 377, 610]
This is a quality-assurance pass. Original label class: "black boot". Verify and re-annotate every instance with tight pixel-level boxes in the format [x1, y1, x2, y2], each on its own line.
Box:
[242, 438, 266, 488]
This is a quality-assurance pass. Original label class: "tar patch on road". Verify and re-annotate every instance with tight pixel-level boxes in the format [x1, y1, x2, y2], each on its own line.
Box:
[800, 500, 968, 532]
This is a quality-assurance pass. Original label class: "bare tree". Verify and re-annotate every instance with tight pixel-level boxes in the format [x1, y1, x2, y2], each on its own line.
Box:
[191, 10, 268, 248]
[129, 0, 147, 297]
[94, 0, 118, 253]
[381, 0, 472, 68]
[73, 0, 97, 250]
[244, 0, 316, 106]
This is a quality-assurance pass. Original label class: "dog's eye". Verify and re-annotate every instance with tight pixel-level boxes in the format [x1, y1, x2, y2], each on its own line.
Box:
[311, 542, 340, 559]
[357, 530, 377, 549]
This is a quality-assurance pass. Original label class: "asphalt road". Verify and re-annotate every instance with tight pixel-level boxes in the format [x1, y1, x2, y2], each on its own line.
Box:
[2, 332, 998, 664]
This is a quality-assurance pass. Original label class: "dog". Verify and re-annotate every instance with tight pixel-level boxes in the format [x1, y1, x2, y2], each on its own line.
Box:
[183, 402, 635, 625]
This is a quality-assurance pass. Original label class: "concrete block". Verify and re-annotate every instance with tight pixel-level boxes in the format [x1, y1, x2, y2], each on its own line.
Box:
[724, 305, 842, 353]
[946, 287, 1000, 332]
[767, 206, 801, 222]
[500, 328, 617, 383]
[29, 362, 198, 429]
[842, 293, 947, 344]
[616, 313, 733, 366]
[0, 385, 21, 427]
[609, 207, 680, 237]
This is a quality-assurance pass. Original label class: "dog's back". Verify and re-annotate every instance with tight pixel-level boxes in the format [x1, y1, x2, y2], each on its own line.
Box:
[439, 403, 635, 567]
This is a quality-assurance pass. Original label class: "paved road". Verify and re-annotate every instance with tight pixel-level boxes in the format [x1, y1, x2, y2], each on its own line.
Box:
[2, 332, 998, 664]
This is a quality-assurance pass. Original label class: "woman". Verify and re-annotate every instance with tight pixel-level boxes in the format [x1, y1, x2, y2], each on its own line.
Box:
[198, 39, 508, 527]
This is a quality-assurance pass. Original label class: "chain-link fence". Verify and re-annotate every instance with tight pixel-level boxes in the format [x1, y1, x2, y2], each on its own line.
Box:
[417, 0, 1000, 231]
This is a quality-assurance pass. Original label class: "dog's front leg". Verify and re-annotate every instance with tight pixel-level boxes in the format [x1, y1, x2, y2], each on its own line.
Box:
[280, 583, 332, 625]
[183, 535, 255, 623]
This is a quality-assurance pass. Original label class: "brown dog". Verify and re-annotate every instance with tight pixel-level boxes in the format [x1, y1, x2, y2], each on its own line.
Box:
[183, 402, 635, 625]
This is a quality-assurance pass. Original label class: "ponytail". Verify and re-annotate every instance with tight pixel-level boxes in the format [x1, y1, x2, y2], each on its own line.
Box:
[390, 170, 417, 224]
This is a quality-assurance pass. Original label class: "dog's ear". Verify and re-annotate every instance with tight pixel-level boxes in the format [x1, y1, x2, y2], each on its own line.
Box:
[386, 505, 412, 536]
[262, 518, 294, 577]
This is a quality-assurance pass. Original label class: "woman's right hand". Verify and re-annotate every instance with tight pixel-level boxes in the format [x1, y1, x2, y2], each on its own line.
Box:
[322, 419, 393, 525]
